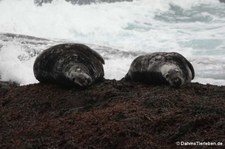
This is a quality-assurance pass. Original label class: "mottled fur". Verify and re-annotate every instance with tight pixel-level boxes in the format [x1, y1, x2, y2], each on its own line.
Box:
[33, 43, 104, 87]
[125, 52, 194, 87]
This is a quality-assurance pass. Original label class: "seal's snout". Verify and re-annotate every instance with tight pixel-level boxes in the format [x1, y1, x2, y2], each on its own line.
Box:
[173, 78, 182, 87]
[73, 72, 92, 87]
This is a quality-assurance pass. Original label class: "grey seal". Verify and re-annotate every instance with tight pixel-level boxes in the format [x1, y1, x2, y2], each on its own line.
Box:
[33, 43, 104, 87]
[125, 52, 195, 87]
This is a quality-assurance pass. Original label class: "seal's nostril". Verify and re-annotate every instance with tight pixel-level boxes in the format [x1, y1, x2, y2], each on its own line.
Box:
[174, 78, 182, 87]
[165, 74, 169, 78]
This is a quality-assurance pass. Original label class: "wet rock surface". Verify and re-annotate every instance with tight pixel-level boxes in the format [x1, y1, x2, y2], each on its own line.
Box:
[0, 80, 225, 148]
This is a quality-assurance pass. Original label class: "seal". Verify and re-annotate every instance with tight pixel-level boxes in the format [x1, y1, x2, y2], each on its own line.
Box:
[33, 43, 105, 87]
[124, 52, 195, 87]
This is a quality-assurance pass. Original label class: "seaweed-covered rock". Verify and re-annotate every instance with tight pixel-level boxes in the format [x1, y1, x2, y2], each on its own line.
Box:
[0, 81, 18, 96]
[0, 80, 225, 148]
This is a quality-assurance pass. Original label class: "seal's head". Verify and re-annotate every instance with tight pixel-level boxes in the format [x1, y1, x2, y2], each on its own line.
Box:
[65, 64, 92, 87]
[165, 69, 184, 88]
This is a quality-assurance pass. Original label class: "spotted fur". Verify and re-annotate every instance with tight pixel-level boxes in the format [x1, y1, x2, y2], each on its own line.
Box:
[33, 43, 104, 87]
[125, 52, 194, 87]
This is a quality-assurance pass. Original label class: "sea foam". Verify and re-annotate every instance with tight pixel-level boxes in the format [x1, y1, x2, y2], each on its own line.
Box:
[0, 0, 225, 85]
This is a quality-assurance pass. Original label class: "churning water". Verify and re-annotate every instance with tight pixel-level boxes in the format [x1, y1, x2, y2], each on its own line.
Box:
[0, 0, 225, 85]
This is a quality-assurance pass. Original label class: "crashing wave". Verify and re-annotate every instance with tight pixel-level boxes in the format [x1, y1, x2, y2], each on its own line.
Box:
[34, 0, 133, 6]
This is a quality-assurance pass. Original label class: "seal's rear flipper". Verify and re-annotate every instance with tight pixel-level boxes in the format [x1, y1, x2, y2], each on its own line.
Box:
[186, 61, 195, 79]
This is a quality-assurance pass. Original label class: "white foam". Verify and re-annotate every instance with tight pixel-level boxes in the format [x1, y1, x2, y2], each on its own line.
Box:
[0, 0, 225, 86]
[104, 57, 133, 80]
[0, 43, 38, 85]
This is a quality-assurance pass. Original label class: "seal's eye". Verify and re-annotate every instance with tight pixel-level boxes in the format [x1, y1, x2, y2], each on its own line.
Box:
[76, 67, 81, 72]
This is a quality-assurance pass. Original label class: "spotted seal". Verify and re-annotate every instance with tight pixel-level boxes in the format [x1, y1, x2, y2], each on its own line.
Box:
[124, 52, 195, 87]
[33, 43, 104, 87]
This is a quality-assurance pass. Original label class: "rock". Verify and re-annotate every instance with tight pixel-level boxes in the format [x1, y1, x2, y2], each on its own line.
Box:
[0, 81, 18, 96]
[0, 80, 225, 148]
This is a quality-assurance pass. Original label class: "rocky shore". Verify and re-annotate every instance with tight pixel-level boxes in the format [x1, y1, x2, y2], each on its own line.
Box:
[0, 80, 225, 148]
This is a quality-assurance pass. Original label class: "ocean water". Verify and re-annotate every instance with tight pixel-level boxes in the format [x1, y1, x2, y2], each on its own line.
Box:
[0, 0, 225, 85]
